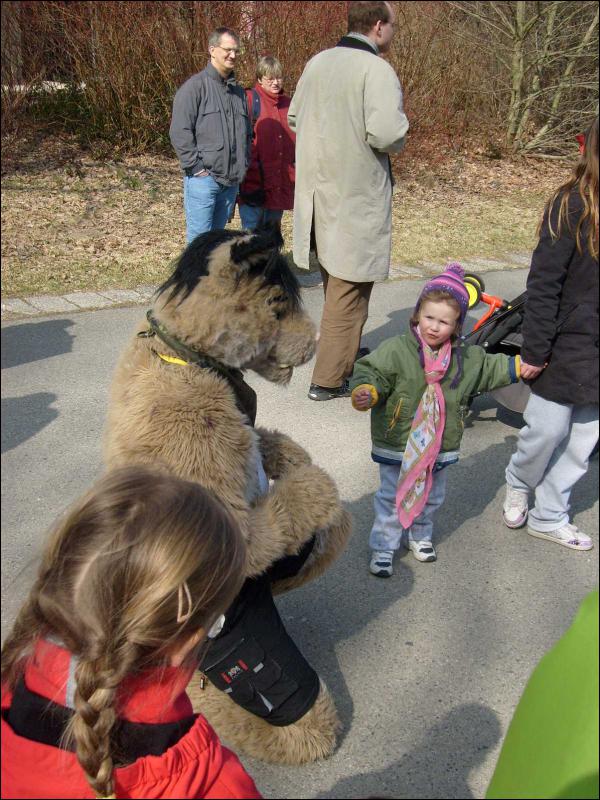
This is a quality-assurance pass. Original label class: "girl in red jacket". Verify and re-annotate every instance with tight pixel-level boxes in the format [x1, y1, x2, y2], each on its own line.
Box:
[1, 466, 261, 800]
[238, 55, 296, 231]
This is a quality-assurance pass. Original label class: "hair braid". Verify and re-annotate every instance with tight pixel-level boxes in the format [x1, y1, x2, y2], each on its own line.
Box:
[3, 466, 247, 799]
[70, 646, 137, 800]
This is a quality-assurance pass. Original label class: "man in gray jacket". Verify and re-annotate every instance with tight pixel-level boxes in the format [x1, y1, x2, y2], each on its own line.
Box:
[170, 28, 251, 243]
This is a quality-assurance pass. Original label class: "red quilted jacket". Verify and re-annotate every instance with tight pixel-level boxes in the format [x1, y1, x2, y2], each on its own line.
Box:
[1, 639, 262, 800]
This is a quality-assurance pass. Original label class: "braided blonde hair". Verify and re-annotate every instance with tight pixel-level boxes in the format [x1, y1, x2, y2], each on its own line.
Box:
[1, 466, 246, 799]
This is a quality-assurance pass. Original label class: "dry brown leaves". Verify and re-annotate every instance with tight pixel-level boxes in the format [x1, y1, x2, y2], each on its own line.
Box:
[1, 133, 570, 297]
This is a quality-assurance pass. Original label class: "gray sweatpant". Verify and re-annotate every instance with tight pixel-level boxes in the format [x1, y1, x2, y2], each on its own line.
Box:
[505, 392, 599, 532]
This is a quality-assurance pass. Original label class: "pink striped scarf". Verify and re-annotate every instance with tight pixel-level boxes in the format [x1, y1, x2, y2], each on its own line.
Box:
[396, 328, 452, 528]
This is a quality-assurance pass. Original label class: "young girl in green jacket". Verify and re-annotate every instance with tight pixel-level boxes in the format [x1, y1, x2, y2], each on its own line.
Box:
[350, 264, 521, 576]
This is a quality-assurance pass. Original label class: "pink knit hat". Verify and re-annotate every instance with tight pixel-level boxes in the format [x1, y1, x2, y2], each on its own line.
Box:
[416, 262, 469, 324]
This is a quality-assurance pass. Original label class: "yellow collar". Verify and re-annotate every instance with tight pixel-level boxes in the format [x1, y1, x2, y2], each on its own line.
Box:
[157, 352, 189, 366]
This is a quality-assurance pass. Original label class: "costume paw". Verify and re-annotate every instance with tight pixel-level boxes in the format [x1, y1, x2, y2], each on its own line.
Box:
[256, 427, 312, 478]
[272, 463, 344, 551]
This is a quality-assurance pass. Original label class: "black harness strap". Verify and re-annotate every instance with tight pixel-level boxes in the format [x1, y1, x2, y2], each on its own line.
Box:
[139, 311, 257, 425]
[4, 679, 196, 765]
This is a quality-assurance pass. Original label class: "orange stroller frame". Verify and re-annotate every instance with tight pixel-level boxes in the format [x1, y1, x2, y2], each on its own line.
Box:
[463, 273, 525, 356]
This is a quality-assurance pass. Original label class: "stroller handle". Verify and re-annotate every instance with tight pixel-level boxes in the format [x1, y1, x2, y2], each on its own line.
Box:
[473, 292, 508, 332]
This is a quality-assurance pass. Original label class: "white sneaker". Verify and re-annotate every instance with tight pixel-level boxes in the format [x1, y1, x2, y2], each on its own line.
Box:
[369, 550, 394, 577]
[503, 485, 529, 528]
[527, 522, 593, 551]
[408, 540, 437, 562]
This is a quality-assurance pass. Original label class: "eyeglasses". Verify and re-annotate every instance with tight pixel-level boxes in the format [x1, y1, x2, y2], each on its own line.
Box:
[216, 46, 239, 55]
[262, 77, 283, 83]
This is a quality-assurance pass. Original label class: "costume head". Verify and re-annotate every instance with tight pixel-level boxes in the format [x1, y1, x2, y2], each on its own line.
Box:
[153, 224, 316, 384]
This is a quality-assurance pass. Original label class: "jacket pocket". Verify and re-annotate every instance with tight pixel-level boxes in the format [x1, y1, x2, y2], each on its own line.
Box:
[556, 303, 577, 333]
[557, 302, 597, 337]
[197, 108, 224, 151]
[202, 636, 299, 718]
[385, 395, 405, 437]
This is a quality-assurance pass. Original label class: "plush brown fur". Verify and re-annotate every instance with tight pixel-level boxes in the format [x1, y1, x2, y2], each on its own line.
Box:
[103, 229, 352, 763]
[188, 679, 341, 765]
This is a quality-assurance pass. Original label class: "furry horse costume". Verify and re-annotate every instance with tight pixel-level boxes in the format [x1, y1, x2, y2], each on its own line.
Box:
[104, 226, 352, 764]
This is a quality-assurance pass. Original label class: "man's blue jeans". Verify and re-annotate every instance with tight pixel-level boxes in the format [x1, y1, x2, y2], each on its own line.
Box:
[184, 174, 238, 244]
[238, 205, 284, 231]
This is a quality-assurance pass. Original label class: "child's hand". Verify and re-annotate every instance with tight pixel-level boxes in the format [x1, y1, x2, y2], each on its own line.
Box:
[353, 387, 375, 410]
[520, 361, 546, 380]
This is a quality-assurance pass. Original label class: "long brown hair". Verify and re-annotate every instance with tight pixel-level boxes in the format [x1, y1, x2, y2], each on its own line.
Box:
[542, 116, 599, 260]
[1, 466, 246, 799]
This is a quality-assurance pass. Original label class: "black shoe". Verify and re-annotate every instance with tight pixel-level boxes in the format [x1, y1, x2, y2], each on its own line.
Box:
[356, 346, 371, 360]
[308, 380, 352, 401]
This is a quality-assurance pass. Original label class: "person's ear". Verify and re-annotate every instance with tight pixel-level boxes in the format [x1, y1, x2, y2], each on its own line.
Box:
[169, 628, 205, 667]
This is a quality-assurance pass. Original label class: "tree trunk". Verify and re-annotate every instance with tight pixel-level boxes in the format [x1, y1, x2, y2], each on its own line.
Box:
[506, 1, 525, 148]
[1, 1, 23, 86]
[512, 1, 558, 149]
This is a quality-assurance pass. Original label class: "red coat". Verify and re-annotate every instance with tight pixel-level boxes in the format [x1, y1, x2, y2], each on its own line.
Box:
[1, 639, 262, 800]
[239, 83, 296, 210]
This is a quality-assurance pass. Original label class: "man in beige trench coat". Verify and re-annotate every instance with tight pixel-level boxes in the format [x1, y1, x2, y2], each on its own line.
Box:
[288, 1, 409, 400]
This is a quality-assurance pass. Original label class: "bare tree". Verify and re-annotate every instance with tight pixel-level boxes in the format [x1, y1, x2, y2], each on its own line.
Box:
[448, 1, 599, 154]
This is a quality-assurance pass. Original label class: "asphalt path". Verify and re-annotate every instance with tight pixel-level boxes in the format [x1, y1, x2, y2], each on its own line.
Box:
[2, 269, 598, 799]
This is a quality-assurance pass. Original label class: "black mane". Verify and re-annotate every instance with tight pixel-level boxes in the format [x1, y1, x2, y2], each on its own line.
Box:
[156, 226, 301, 311]
[157, 229, 242, 306]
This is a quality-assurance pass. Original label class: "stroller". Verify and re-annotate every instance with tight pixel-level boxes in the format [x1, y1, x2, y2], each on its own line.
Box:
[462, 273, 531, 413]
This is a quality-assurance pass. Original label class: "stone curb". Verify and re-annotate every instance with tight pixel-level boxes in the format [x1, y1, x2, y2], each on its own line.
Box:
[1, 254, 530, 321]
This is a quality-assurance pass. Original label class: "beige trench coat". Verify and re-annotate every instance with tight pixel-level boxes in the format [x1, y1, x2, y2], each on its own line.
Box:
[288, 45, 408, 282]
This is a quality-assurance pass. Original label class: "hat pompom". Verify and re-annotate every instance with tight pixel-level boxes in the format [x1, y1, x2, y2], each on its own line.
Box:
[445, 262, 465, 280]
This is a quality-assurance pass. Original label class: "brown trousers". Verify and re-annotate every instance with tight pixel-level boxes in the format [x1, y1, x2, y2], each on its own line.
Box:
[311, 267, 374, 388]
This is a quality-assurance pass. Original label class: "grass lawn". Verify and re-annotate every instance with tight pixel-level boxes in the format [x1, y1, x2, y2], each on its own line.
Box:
[1, 141, 570, 298]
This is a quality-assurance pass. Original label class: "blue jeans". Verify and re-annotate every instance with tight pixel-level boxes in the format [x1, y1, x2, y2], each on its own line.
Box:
[238, 205, 283, 231]
[506, 393, 599, 531]
[183, 174, 238, 244]
[369, 462, 448, 551]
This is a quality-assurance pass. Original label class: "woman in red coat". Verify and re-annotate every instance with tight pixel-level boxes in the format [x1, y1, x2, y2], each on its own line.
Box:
[1, 467, 262, 800]
[238, 56, 296, 230]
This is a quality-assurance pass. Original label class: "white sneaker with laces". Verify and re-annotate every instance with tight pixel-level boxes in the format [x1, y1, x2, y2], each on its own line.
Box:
[527, 522, 593, 551]
[369, 550, 394, 577]
[503, 485, 529, 528]
[408, 540, 437, 562]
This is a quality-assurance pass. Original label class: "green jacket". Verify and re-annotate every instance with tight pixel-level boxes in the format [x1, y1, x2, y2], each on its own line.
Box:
[486, 590, 598, 799]
[350, 333, 519, 459]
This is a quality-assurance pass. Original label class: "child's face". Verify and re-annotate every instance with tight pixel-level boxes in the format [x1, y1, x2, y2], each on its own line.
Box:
[418, 299, 460, 348]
